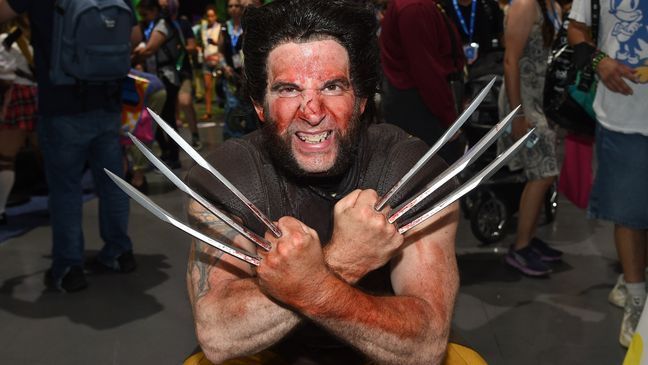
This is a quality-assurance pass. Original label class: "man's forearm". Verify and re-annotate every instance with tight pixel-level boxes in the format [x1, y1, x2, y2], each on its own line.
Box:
[296, 273, 449, 365]
[186, 204, 303, 363]
[192, 275, 301, 363]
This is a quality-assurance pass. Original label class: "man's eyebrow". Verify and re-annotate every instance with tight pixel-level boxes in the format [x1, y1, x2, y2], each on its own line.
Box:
[270, 81, 301, 92]
[323, 78, 351, 88]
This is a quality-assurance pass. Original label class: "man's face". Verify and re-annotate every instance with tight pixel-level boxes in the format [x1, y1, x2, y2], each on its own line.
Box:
[227, 0, 243, 18]
[254, 39, 367, 176]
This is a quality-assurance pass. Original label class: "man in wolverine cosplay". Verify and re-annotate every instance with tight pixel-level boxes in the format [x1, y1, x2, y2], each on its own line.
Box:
[185, 1, 479, 364]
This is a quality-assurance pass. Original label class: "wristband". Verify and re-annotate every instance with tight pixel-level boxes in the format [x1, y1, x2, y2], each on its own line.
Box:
[591, 50, 607, 71]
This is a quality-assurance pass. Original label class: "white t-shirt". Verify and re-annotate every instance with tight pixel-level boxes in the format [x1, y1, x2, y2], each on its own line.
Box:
[570, 0, 648, 135]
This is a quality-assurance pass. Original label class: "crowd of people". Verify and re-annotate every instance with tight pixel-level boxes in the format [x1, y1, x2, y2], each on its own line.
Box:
[0, 0, 646, 363]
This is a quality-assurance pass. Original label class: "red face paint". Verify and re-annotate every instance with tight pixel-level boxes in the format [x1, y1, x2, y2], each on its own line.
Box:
[257, 40, 364, 173]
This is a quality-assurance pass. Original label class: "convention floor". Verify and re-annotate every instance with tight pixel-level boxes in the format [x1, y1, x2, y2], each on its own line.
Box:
[0, 124, 629, 364]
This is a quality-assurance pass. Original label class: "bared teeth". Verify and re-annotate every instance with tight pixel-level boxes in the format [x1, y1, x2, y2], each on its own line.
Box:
[297, 131, 331, 143]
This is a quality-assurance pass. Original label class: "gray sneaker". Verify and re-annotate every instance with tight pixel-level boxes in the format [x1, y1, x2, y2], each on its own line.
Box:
[620, 297, 645, 347]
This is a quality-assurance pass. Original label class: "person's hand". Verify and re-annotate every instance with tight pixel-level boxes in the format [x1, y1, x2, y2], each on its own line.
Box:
[324, 189, 404, 283]
[597, 57, 639, 95]
[223, 65, 234, 78]
[257, 217, 329, 309]
[512, 116, 531, 141]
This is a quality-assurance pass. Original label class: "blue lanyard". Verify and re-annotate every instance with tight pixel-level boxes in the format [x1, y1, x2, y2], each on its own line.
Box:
[546, 0, 561, 31]
[143, 20, 155, 41]
[452, 0, 477, 42]
[227, 21, 242, 48]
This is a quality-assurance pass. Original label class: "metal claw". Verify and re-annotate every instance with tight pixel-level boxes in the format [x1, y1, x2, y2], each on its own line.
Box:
[127, 133, 272, 252]
[104, 169, 261, 266]
[397, 128, 537, 234]
[374, 77, 497, 211]
[388, 105, 521, 224]
[147, 108, 282, 238]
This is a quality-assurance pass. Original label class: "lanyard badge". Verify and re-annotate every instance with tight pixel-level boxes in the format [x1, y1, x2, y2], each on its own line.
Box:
[452, 0, 479, 64]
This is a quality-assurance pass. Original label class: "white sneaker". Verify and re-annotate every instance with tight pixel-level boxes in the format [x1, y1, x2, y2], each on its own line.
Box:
[609, 274, 627, 308]
[620, 297, 645, 347]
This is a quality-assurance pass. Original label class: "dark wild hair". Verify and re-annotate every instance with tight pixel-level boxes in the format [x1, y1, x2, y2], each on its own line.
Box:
[241, 0, 380, 123]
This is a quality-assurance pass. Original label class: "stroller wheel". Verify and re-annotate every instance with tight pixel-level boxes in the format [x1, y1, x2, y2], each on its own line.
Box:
[544, 181, 558, 224]
[470, 196, 509, 244]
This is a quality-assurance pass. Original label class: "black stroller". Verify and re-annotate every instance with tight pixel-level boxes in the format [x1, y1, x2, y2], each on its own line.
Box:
[459, 69, 558, 244]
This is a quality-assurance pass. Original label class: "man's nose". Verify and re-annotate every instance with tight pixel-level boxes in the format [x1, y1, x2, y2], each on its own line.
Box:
[298, 90, 325, 125]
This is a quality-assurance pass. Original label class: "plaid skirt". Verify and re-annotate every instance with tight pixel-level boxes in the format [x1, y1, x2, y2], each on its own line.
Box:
[0, 84, 38, 131]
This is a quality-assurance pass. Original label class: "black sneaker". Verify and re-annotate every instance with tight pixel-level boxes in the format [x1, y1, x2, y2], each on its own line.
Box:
[530, 237, 563, 262]
[86, 250, 136, 274]
[116, 250, 137, 273]
[505, 245, 552, 276]
[44, 266, 88, 292]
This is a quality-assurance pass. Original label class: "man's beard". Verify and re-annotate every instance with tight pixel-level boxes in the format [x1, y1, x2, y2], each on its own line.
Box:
[261, 102, 364, 179]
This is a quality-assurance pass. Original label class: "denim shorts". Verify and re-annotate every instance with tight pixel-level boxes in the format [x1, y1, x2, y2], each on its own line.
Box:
[588, 124, 648, 229]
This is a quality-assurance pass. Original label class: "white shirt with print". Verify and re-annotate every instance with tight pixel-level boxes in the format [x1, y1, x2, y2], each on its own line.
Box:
[570, 0, 648, 135]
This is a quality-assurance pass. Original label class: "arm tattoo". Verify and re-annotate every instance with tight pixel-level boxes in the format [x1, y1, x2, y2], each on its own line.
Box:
[187, 204, 244, 300]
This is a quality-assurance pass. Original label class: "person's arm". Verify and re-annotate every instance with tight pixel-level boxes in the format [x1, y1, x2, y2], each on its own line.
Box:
[568, 20, 638, 95]
[0, 0, 18, 23]
[130, 25, 142, 51]
[186, 199, 302, 364]
[259, 198, 460, 365]
[502, 0, 535, 140]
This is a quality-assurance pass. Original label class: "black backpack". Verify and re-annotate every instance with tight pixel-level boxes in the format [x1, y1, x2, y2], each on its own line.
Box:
[542, 1, 600, 136]
[50, 0, 133, 85]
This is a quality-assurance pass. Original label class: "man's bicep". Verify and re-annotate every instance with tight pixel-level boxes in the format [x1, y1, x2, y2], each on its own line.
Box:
[391, 203, 460, 308]
[186, 199, 256, 303]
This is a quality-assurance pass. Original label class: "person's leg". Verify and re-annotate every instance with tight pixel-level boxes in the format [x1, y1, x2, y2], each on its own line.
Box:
[513, 176, 556, 249]
[38, 115, 89, 282]
[87, 110, 133, 270]
[616, 226, 647, 284]
[0, 128, 26, 221]
[617, 225, 648, 346]
[203, 70, 214, 119]
[178, 79, 201, 149]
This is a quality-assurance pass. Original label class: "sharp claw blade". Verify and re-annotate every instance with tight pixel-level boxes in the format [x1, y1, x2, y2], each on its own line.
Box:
[127, 133, 272, 252]
[397, 128, 536, 234]
[388, 105, 521, 224]
[104, 168, 261, 266]
[147, 108, 282, 238]
[375, 77, 497, 211]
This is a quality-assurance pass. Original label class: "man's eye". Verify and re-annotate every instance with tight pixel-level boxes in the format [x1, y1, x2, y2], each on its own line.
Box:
[277, 87, 300, 97]
[322, 84, 344, 95]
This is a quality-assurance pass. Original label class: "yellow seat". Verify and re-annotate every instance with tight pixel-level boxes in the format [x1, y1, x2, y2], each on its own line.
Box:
[184, 343, 487, 365]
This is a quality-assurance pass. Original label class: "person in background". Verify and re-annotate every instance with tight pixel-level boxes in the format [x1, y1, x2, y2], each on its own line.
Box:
[498, 0, 564, 277]
[133, 0, 184, 169]
[219, 0, 259, 140]
[0, 0, 141, 292]
[0, 15, 37, 225]
[568, 0, 648, 347]
[379, 0, 467, 164]
[121, 68, 166, 194]
[439, 0, 504, 69]
[198, 4, 222, 123]
[161, 0, 202, 150]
